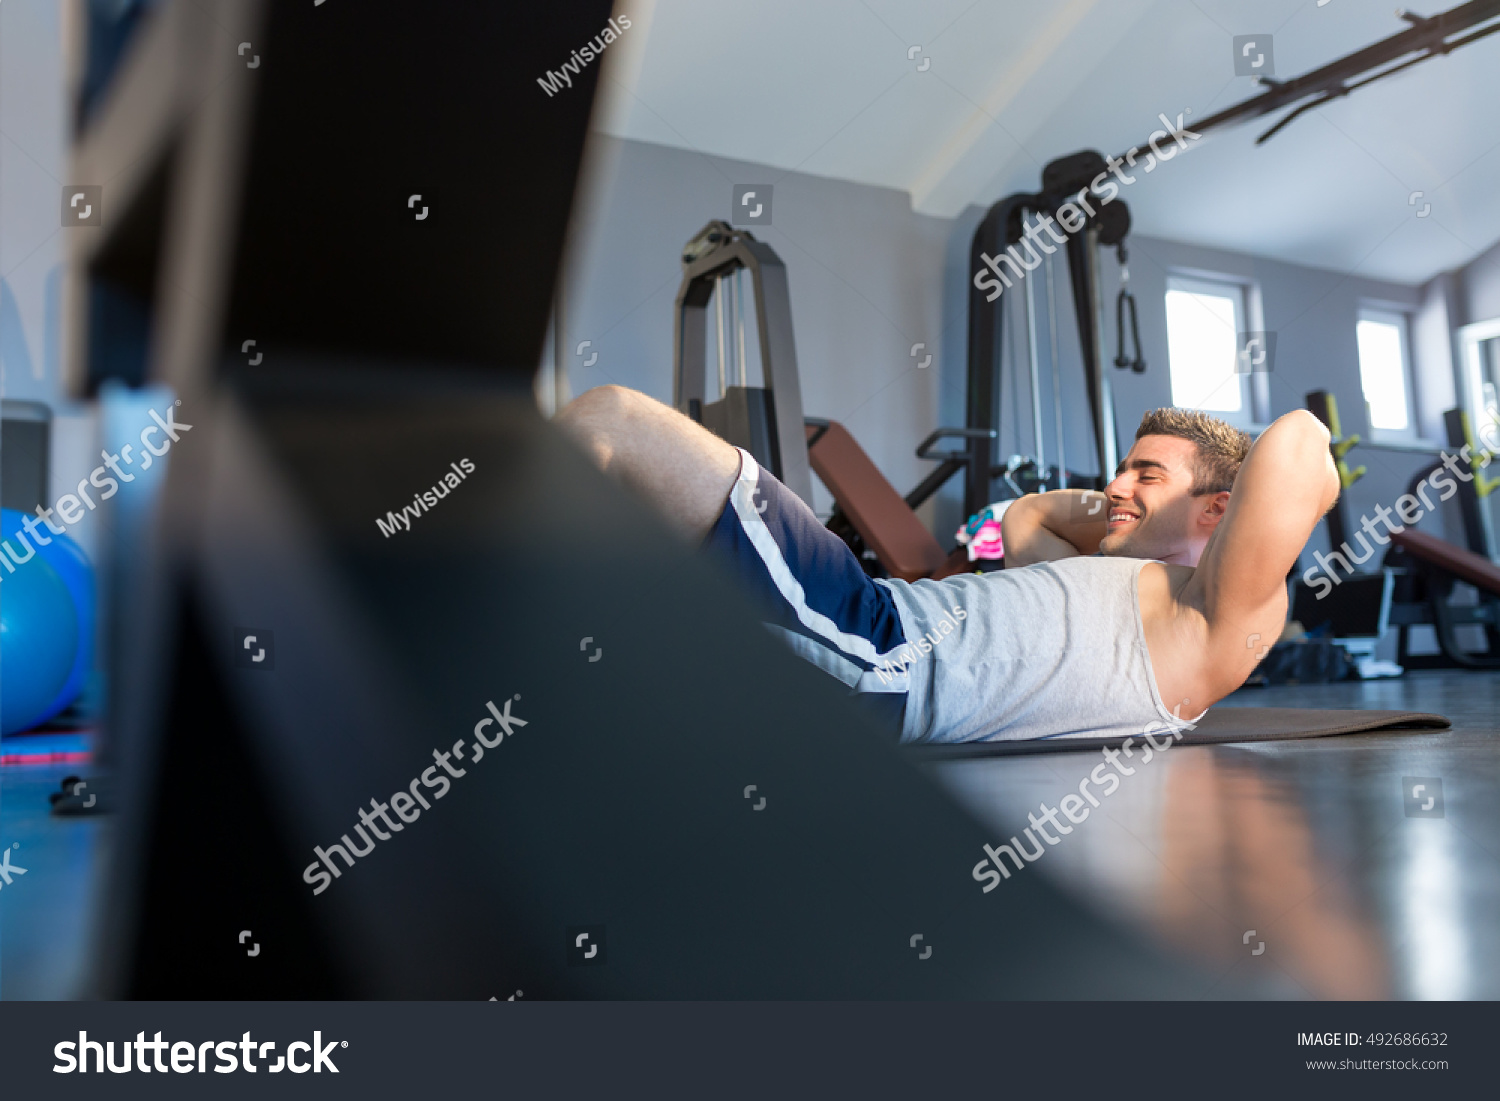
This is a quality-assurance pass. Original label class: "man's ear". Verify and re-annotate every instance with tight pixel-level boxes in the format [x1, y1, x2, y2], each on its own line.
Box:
[1201, 491, 1231, 528]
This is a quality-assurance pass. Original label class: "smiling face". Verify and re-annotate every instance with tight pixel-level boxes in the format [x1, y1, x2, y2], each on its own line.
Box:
[1098, 435, 1230, 566]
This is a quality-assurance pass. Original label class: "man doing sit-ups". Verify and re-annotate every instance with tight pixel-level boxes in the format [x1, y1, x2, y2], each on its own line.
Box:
[559, 387, 1337, 743]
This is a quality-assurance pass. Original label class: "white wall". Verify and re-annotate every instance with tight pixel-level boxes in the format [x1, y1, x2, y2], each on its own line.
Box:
[1, 0, 67, 406]
[0, 0, 105, 560]
[561, 134, 951, 527]
[563, 133, 1498, 559]
[1459, 238, 1500, 326]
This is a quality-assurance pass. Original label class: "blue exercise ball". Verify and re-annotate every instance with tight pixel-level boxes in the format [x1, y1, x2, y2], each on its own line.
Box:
[0, 509, 84, 735]
[31, 521, 95, 722]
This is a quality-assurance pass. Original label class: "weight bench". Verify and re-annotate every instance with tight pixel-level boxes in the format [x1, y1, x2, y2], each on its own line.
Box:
[1388, 528, 1500, 668]
[804, 419, 977, 582]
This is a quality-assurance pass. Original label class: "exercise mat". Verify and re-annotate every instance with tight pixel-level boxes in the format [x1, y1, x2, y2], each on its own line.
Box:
[909, 707, 1451, 759]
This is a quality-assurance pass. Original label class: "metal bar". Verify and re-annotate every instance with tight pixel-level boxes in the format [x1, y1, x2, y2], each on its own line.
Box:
[672, 268, 712, 415]
[1112, 1, 1500, 153]
[715, 273, 727, 399]
[1046, 247, 1066, 489]
[1065, 227, 1115, 485]
[1090, 228, 1117, 480]
[963, 199, 1020, 519]
[746, 239, 815, 505]
[1023, 218, 1046, 483]
[904, 458, 966, 512]
[735, 267, 748, 387]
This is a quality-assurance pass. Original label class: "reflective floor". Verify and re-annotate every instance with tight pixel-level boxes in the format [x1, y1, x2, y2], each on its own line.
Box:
[0, 763, 109, 1000]
[3, 671, 1496, 999]
[925, 670, 1500, 999]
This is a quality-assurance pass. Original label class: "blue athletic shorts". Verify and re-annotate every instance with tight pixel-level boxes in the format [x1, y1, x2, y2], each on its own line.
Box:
[700, 448, 910, 734]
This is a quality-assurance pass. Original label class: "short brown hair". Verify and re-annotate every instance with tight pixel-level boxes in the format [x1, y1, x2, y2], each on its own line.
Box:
[1134, 408, 1252, 495]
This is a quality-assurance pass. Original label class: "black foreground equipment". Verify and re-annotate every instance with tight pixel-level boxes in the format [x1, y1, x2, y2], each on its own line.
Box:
[82, 0, 1218, 999]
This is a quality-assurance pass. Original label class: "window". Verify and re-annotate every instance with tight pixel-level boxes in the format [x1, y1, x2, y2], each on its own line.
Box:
[1356, 310, 1414, 437]
[1164, 277, 1249, 422]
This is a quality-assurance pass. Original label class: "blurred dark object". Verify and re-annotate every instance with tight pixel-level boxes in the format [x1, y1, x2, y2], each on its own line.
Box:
[1245, 628, 1358, 687]
[0, 400, 50, 514]
[78, 0, 165, 132]
[87, 0, 1220, 1001]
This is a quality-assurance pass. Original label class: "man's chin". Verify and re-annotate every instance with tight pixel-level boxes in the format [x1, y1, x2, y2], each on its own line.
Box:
[1099, 529, 1146, 558]
[1100, 528, 1192, 564]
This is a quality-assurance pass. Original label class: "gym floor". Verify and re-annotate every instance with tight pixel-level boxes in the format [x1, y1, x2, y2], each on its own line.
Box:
[3, 669, 1494, 1000]
[0, 761, 108, 1000]
[925, 668, 1500, 1000]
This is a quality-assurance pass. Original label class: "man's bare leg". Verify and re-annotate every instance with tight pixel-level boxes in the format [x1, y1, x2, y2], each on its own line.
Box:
[556, 384, 741, 542]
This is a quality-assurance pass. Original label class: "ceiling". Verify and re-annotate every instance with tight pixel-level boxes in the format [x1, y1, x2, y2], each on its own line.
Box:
[593, 0, 1500, 284]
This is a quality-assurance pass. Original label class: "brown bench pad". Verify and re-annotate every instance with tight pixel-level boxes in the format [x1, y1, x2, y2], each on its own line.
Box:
[805, 420, 947, 581]
[1391, 528, 1500, 596]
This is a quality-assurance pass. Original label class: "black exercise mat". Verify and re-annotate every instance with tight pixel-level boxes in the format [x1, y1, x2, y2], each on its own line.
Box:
[909, 707, 1451, 759]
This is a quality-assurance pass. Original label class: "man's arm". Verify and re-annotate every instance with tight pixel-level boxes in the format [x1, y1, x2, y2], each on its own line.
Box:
[1179, 410, 1340, 697]
[1000, 489, 1109, 566]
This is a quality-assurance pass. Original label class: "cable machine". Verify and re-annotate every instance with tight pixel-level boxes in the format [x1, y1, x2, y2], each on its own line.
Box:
[962, 150, 1133, 517]
[672, 221, 813, 504]
[679, 3, 1500, 531]
[959, 1, 1500, 518]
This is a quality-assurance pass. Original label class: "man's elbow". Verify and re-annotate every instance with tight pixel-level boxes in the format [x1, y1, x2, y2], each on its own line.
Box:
[1274, 408, 1331, 447]
[1271, 410, 1335, 477]
[998, 498, 1029, 557]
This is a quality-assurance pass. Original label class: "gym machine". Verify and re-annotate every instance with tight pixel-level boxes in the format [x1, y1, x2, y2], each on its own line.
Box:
[672, 221, 814, 505]
[672, 221, 992, 578]
[958, 0, 1500, 517]
[959, 151, 1135, 518]
[675, 2, 1500, 557]
[1386, 409, 1500, 668]
[1302, 392, 1500, 669]
[672, 211, 1104, 570]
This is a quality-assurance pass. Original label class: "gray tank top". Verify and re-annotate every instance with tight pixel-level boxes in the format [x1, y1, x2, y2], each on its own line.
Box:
[876, 556, 1192, 744]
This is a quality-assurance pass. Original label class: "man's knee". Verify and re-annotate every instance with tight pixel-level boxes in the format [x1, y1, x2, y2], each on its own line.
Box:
[558, 385, 640, 464]
[561, 383, 634, 426]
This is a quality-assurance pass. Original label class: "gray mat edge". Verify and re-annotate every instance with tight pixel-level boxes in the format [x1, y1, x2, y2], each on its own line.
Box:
[907, 708, 1453, 760]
